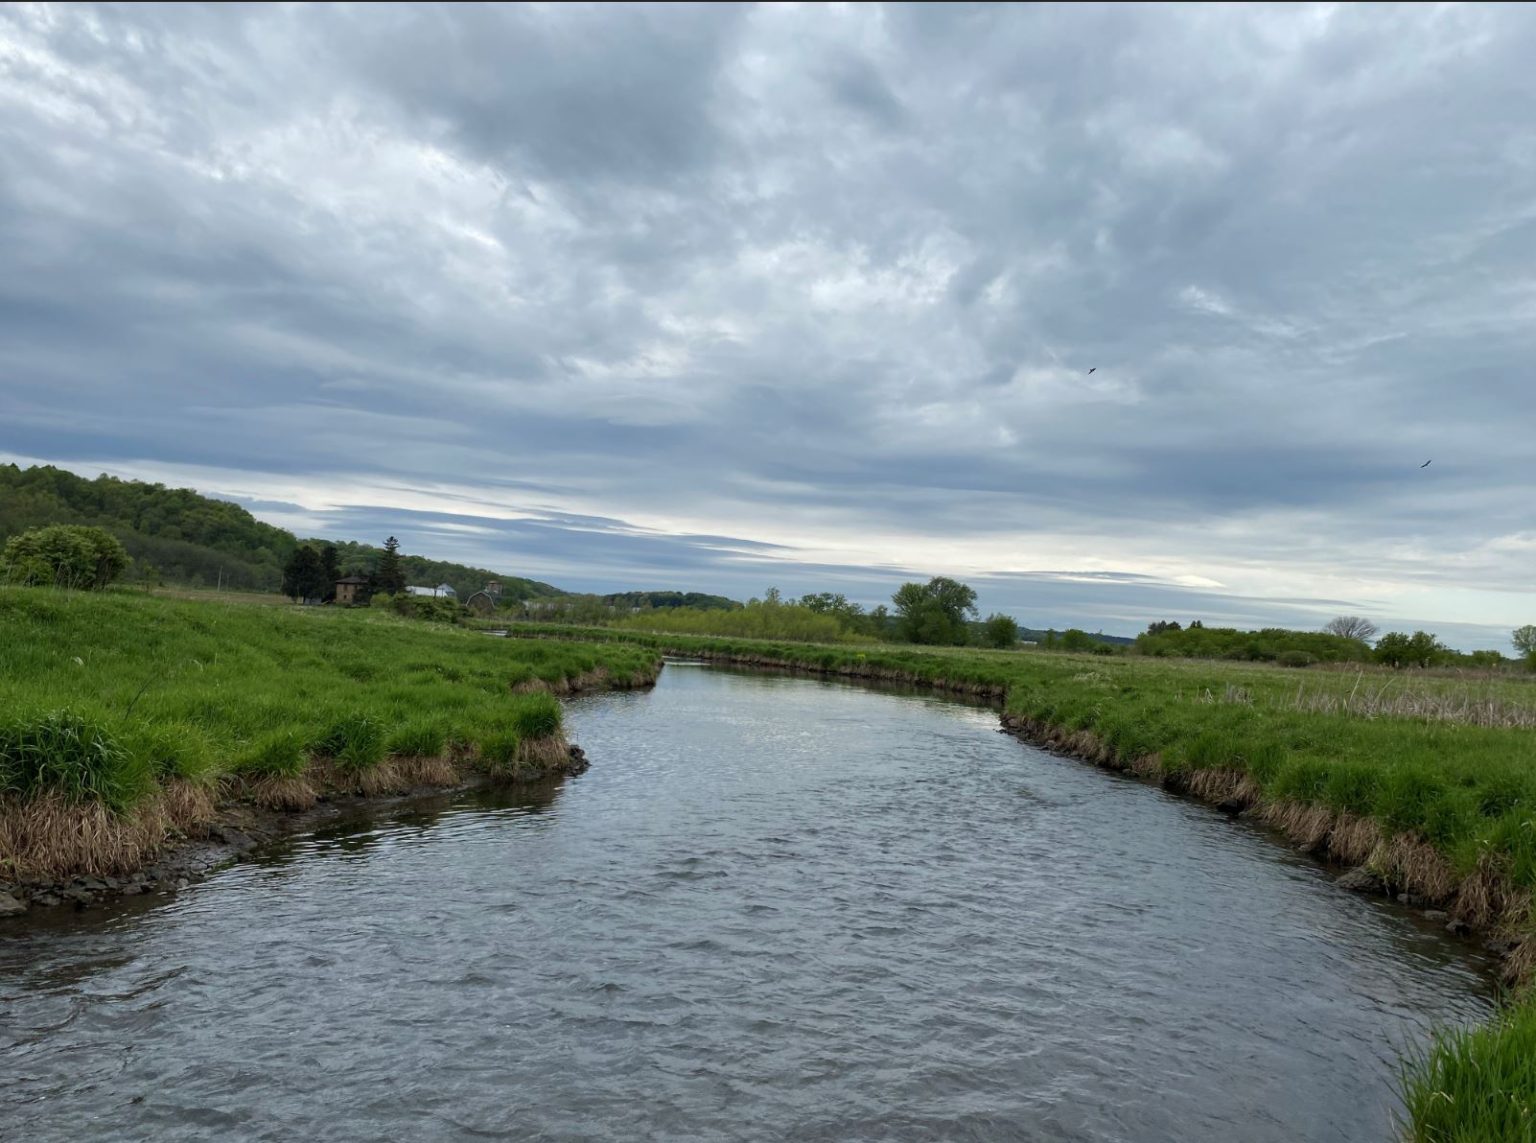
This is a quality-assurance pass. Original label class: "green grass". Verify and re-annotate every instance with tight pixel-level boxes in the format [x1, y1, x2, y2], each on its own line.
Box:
[0, 709, 153, 812]
[0, 587, 658, 808]
[1403, 1006, 1536, 1141]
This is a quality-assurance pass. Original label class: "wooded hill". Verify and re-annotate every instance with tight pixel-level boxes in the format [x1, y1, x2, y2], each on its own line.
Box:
[0, 464, 562, 601]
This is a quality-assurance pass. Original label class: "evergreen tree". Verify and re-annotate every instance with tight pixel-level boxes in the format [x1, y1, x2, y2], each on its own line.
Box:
[376, 536, 406, 596]
[320, 544, 341, 599]
[281, 546, 327, 602]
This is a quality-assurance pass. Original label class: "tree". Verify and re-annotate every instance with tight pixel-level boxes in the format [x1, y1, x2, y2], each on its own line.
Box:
[982, 613, 1020, 649]
[0, 524, 129, 589]
[1513, 625, 1536, 668]
[892, 577, 978, 645]
[281, 546, 328, 602]
[1374, 630, 1447, 669]
[319, 544, 341, 600]
[1325, 616, 1379, 642]
[376, 536, 406, 597]
[1146, 620, 1182, 635]
[1060, 628, 1096, 652]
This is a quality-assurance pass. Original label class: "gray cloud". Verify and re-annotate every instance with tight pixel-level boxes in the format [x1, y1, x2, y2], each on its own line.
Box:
[3, 3, 1535, 649]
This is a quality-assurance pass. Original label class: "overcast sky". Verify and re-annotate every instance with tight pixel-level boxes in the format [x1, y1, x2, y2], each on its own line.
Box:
[3, 3, 1534, 648]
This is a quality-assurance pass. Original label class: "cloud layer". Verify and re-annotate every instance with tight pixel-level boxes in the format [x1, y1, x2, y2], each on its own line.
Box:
[3, 3, 1534, 648]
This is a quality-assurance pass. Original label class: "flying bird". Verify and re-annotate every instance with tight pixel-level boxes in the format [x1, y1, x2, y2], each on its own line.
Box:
[1420, 460, 1432, 468]
[1087, 367, 1096, 375]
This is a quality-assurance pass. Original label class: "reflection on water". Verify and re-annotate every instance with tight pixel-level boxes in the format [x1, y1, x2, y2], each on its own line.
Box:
[1, 665, 1496, 1142]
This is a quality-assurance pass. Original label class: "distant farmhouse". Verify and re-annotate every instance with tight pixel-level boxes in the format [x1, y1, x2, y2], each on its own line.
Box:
[405, 583, 456, 599]
[334, 575, 368, 605]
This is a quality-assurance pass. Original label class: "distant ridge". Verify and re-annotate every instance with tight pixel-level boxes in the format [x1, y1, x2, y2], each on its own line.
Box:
[0, 463, 563, 601]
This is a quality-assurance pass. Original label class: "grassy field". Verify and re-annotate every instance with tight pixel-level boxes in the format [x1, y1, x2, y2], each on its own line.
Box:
[0, 589, 659, 880]
[486, 621, 1536, 1139]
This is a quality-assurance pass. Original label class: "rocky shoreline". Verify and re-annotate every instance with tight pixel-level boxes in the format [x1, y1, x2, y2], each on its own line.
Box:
[0, 745, 587, 919]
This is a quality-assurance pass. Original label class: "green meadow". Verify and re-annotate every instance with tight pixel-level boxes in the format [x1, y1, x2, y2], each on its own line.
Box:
[0, 588, 658, 878]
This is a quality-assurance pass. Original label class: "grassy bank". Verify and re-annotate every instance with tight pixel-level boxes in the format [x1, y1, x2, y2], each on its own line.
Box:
[488, 621, 1536, 1139]
[0, 589, 659, 881]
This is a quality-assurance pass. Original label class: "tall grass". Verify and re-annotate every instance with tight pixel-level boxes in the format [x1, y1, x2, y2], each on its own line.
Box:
[0, 587, 660, 870]
[1401, 1006, 1536, 1141]
[0, 711, 153, 812]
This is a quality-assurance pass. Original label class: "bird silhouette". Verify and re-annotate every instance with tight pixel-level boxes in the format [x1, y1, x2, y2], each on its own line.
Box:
[1087, 367, 1096, 375]
[1420, 460, 1432, 468]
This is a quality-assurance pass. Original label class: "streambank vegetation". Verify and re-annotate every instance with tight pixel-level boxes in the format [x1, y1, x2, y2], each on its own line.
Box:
[0, 588, 659, 892]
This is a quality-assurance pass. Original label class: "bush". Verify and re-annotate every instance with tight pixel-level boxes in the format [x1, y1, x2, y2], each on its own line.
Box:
[1375, 631, 1449, 669]
[1276, 650, 1318, 668]
[1, 525, 130, 589]
[1135, 624, 1369, 664]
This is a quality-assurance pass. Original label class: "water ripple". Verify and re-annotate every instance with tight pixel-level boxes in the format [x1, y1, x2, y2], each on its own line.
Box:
[0, 665, 1497, 1141]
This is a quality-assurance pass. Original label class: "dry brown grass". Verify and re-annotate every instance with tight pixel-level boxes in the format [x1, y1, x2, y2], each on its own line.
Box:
[1291, 677, 1536, 729]
[0, 793, 169, 879]
[515, 733, 573, 769]
[1259, 800, 1335, 853]
[1378, 834, 1458, 903]
[352, 760, 406, 797]
[243, 774, 318, 811]
[394, 754, 461, 788]
[1329, 813, 1385, 867]
[162, 779, 217, 831]
[1501, 935, 1536, 986]
[1183, 768, 1255, 805]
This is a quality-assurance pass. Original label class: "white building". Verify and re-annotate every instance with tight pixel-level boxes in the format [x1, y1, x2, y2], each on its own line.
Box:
[405, 583, 457, 598]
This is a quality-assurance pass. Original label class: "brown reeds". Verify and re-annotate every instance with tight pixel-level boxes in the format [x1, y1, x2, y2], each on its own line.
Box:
[1291, 677, 1536, 728]
[242, 774, 318, 811]
[0, 793, 169, 880]
[393, 754, 461, 788]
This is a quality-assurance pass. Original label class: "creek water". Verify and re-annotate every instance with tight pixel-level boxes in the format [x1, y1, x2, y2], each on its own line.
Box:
[1, 663, 1496, 1141]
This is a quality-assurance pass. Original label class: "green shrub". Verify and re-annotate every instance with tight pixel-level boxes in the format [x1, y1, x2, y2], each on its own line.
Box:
[0, 525, 130, 590]
[1276, 650, 1318, 669]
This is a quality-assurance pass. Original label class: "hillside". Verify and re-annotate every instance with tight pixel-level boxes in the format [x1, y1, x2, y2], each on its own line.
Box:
[0, 464, 562, 600]
[319, 539, 561, 604]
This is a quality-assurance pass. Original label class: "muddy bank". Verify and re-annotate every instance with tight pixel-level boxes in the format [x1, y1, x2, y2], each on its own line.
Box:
[0, 745, 588, 919]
